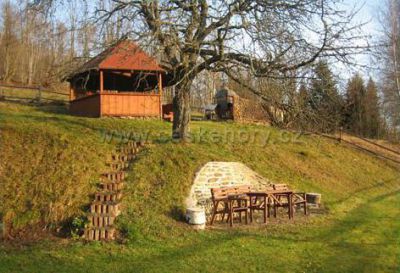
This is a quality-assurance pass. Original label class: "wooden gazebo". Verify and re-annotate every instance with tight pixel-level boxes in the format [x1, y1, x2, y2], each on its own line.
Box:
[67, 40, 164, 118]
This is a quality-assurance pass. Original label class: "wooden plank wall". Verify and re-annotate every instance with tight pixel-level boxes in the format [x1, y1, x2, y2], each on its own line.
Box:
[100, 93, 161, 117]
[70, 94, 101, 117]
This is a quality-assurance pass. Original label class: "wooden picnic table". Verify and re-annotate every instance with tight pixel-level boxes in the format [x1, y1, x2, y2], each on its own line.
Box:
[226, 193, 249, 227]
[246, 190, 294, 223]
[210, 186, 297, 227]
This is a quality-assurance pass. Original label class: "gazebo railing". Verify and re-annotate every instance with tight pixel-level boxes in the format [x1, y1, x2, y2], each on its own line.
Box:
[70, 91, 161, 117]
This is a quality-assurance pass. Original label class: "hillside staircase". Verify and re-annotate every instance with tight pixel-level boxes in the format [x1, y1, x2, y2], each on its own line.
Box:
[84, 141, 144, 241]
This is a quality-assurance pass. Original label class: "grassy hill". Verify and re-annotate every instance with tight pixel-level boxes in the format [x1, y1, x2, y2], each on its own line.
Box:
[0, 101, 399, 273]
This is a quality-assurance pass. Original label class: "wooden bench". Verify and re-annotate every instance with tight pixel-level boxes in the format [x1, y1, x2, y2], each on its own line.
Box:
[248, 184, 274, 223]
[210, 185, 251, 226]
[272, 183, 307, 218]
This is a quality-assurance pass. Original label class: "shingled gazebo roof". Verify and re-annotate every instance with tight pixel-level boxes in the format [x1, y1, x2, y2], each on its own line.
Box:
[68, 39, 163, 80]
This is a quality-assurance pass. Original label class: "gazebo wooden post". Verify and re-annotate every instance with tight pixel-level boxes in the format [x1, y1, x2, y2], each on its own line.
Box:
[100, 70, 104, 93]
[99, 69, 104, 117]
[158, 72, 163, 119]
[69, 82, 74, 101]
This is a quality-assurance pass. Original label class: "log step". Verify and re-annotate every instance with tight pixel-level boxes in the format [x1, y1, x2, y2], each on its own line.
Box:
[118, 147, 138, 155]
[101, 182, 124, 191]
[90, 201, 121, 216]
[95, 191, 123, 202]
[107, 161, 130, 171]
[87, 213, 116, 227]
[83, 141, 144, 241]
[85, 227, 116, 241]
[111, 154, 135, 162]
[102, 171, 126, 181]
[126, 141, 143, 148]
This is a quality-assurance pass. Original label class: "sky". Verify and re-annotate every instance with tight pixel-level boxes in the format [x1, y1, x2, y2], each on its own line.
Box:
[352, 0, 382, 34]
[336, 0, 385, 83]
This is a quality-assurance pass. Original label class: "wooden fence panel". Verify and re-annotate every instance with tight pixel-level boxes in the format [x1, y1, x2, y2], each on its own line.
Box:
[0, 84, 68, 103]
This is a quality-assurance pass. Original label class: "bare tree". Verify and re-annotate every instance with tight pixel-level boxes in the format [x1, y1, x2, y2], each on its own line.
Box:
[377, 0, 400, 134]
[0, 0, 83, 87]
[0, 1, 18, 83]
[78, 2, 94, 59]
[35, 0, 367, 140]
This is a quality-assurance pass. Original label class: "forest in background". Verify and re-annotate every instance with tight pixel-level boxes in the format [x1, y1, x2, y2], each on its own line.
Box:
[0, 0, 399, 141]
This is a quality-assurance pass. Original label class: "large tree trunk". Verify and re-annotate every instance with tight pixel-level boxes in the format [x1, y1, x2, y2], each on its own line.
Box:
[172, 79, 192, 140]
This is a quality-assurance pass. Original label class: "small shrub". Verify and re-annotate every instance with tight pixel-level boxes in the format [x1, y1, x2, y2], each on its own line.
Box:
[70, 216, 87, 240]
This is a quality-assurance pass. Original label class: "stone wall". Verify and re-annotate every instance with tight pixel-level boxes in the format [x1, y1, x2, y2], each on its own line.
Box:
[186, 162, 272, 216]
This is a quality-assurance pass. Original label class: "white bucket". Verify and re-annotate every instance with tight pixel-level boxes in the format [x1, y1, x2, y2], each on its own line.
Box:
[186, 207, 206, 229]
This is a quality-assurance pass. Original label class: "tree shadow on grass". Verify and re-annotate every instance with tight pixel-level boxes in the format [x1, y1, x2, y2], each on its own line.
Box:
[3, 105, 168, 145]
[2, 99, 69, 114]
[318, 189, 400, 272]
[256, 189, 400, 272]
[2, 112, 116, 141]
[328, 177, 399, 208]
[113, 232, 244, 273]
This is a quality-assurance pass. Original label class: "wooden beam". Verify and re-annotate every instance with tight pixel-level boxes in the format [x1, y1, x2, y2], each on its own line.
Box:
[69, 82, 74, 101]
[158, 72, 163, 119]
[100, 70, 104, 94]
[99, 70, 104, 117]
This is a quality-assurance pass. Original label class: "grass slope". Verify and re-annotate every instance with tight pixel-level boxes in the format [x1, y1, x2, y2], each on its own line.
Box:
[0, 101, 399, 272]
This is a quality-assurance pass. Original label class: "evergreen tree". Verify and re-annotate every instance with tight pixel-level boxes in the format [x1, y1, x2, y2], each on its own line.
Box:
[294, 82, 312, 130]
[364, 78, 382, 138]
[308, 61, 343, 132]
[345, 74, 366, 136]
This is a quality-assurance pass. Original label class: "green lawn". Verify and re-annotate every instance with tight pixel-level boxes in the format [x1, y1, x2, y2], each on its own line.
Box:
[0, 102, 399, 273]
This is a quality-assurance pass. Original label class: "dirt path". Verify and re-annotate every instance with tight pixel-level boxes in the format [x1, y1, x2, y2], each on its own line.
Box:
[337, 133, 400, 164]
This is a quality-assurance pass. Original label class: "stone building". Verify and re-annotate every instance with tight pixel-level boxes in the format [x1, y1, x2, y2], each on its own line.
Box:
[213, 87, 269, 123]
